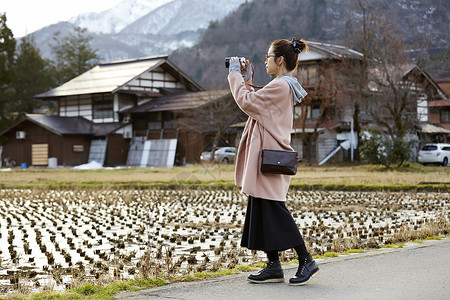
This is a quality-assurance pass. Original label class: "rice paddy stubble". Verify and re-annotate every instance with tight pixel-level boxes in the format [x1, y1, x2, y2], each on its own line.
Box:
[0, 188, 448, 295]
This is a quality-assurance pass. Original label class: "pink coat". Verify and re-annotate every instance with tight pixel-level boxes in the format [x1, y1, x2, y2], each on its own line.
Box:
[228, 72, 295, 201]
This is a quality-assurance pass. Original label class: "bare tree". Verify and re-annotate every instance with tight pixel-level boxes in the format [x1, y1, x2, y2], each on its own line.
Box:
[366, 13, 419, 140]
[345, 0, 420, 140]
[342, 0, 384, 161]
[343, 0, 423, 168]
[176, 91, 245, 161]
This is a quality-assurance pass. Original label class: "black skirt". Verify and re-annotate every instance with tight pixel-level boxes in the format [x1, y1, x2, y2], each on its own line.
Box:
[240, 196, 305, 252]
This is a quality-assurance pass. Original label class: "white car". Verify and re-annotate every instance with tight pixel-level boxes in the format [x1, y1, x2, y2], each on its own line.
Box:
[200, 147, 236, 164]
[213, 147, 236, 164]
[418, 143, 450, 166]
[200, 151, 212, 161]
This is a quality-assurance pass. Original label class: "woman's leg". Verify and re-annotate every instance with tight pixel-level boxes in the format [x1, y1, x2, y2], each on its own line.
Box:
[293, 244, 308, 261]
[266, 250, 279, 262]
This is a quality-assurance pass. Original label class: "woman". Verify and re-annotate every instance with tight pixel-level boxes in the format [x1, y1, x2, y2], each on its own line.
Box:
[227, 38, 319, 285]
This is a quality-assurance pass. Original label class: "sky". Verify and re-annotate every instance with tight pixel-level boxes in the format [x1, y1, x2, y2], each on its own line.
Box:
[2, 0, 123, 37]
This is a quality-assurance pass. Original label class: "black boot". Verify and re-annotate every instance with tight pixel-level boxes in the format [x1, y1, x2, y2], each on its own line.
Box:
[247, 260, 284, 283]
[289, 254, 319, 286]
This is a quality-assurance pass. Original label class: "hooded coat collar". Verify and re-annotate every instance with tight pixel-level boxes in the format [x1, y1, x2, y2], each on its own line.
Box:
[279, 75, 307, 104]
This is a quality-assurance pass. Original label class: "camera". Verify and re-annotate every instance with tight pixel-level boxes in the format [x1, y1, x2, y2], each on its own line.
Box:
[225, 57, 246, 68]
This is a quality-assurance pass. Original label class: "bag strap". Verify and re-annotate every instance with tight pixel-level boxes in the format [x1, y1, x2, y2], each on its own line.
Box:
[260, 122, 265, 150]
[259, 102, 297, 151]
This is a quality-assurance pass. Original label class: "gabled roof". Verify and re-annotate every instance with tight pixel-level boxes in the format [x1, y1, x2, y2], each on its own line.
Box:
[123, 90, 231, 113]
[368, 64, 448, 101]
[299, 41, 363, 62]
[0, 114, 125, 137]
[402, 65, 448, 100]
[35, 55, 203, 98]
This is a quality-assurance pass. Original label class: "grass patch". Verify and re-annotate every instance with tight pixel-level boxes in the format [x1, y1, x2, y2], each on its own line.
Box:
[382, 243, 406, 249]
[191, 268, 240, 280]
[253, 262, 267, 268]
[345, 249, 366, 254]
[425, 236, 443, 241]
[4, 180, 447, 192]
[323, 252, 339, 258]
[235, 265, 255, 272]
[1, 164, 449, 192]
[0, 278, 168, 300]
[313, 248, 365, 259]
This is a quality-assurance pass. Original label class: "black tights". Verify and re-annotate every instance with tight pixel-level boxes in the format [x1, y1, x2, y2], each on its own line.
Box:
[266, 243, 308, 262]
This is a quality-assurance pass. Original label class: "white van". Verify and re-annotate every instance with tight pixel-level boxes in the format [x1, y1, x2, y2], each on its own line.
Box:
[417, 143, 450, 166]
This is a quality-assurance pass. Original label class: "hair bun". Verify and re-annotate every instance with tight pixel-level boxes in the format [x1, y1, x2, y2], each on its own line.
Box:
[290, 38, 308, 54]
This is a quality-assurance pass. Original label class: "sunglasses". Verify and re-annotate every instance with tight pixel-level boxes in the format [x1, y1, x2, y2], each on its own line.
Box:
[265, 54, 277, 60]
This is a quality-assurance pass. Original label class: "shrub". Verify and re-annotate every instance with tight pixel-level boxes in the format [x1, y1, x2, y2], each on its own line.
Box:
[359, 130, 413, 168]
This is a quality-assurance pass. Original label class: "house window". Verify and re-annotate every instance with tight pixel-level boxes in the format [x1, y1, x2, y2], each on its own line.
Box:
[294, 105, 320, 120]
[294, 106, 302, 119]
[307, 66, 317, 82]
[440, 109, 450, 123]
[297, 68, 307, 82]
[297, 65, 318, 84]
[304, 105, 320, 119]
[163, 112, 177, 129]
[164, 121, 177, 129]
[73, 145, 84, 152]
[148, 121, 162, 129]
[93, 94, 113, 120]
[148, 112, 162, 129]
[311, 106, 320, 119]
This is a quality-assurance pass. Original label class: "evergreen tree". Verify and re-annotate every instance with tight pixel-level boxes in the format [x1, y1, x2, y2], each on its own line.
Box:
[51, 26, 100, 84]
[12, 35, 55, 115]
[0, 13, 16, 131]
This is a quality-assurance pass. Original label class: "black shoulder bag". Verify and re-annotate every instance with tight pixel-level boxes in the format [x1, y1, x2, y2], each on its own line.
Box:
[260, 123, 298, 176]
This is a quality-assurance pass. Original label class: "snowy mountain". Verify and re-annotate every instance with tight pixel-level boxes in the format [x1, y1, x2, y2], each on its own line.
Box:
[121, 0, 247, 35]
[70, 0, 173, 34]
[28, 0, 247, 62]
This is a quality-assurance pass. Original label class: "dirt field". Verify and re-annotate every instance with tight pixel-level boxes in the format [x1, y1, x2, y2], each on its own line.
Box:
[0, 164, 449, 187]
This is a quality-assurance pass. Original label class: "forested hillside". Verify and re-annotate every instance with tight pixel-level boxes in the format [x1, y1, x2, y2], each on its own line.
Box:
[170, 0, 449, 89]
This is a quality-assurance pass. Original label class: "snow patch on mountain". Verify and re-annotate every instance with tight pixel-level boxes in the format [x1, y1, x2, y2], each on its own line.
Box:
[122, 0, 246, 35]
[70, 0, 173, 34]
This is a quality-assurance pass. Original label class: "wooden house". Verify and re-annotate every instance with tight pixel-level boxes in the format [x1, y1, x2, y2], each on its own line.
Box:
[292, 41, 363, 164]
[122, 89, 243, 165]
[0, 55, 225, 167]
[431, 77, 450, 132]
[403, 67, 450, 144]
[290, 42, 449, 164]
[0, 114, 125, 167]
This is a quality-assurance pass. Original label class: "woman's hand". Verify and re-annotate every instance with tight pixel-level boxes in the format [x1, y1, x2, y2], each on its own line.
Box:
[229, 57, 254, 90]
[244, 60, 253, 84]
[228, 57, 241, 73]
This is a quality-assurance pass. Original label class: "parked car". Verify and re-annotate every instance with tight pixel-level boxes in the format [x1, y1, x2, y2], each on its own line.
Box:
[200, 147, 236, 164]
[214, 147, 236, 164]
[417, 143, 450, 166]
[200, 151, 212, 161]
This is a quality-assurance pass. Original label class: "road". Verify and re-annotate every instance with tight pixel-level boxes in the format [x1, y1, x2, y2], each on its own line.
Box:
[116, 238, 450, 300]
